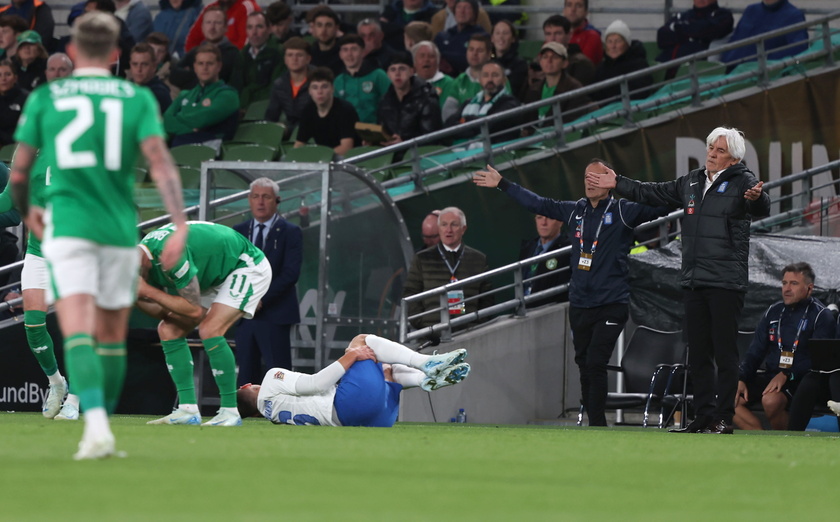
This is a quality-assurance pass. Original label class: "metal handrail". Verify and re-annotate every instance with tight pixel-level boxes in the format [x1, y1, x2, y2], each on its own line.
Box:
[340, 11, 840, 184]
[398, 156, 840, 343]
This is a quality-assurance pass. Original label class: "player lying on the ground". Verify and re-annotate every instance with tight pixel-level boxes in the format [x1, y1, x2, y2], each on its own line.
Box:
[136, 221, 272, 427]
[236, 334, 470, 427]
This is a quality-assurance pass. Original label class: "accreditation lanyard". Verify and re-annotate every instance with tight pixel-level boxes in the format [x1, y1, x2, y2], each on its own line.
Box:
[438, 244, 464, 282]
[577, 198, 613, 271]
[777, 301, 810, 368]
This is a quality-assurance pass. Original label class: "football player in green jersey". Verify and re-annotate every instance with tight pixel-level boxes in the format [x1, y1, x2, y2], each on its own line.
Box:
[136, 221, 272, 427]
[10, 12, 188, 460]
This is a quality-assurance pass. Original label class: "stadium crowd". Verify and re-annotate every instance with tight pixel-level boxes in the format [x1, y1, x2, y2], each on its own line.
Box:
[2, 0, 837, 448]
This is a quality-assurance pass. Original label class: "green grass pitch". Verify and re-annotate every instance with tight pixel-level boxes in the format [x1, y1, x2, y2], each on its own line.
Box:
[1, 413, 837, 521]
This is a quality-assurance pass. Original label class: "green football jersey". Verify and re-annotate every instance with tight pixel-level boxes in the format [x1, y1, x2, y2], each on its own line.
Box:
[24, 153, 50, 257]
[14, 69, 165, 247]
[140, 221, 266, 292]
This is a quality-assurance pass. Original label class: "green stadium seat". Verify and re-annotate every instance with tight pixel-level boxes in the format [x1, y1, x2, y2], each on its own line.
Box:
[0, 143, 16, 164]
[242, 99, 270, 122]
[233, 121, 287, 149]
[281, 145, 335, 163]
[179, 166, 201, 189]
[170, 144, 216, 169]
[517, 39, 543, 62]
[343, 146, 394, 182]
[222, 143, 278, 162]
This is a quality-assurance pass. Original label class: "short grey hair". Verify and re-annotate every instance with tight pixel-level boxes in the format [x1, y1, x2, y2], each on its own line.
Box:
[47, 52, 73, 69]
[706, 126, 746, 161]
[250, 177, 279, 197]
[357, 18, 382, 32]
[438, 206, 466, 227]
[411, 40, 440, 62]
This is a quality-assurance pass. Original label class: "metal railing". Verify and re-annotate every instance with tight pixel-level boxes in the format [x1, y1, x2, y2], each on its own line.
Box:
[397, 157, 840, 344]
[339, 11, 840, 192]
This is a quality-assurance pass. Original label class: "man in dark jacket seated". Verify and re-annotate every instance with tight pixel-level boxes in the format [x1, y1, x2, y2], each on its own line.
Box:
[445, 60, 521, 145]
[376, 52, 441, 148]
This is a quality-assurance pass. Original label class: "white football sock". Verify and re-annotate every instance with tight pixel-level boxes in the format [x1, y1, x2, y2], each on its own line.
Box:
[179, 403, 199, 414]
[390, 364, 425, 388]
[82, 407, 112, 440]
[47, 371, 65, 386]
[365, 335, 429, 369]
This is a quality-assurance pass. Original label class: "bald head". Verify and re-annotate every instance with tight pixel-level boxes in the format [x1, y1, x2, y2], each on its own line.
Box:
[421, 211, 441, 247]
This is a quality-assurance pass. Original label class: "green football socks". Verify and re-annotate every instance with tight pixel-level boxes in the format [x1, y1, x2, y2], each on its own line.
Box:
[161, 338, 197, 405]
[64, 333, 105, 411]
[203, 336, 237, 408]
[24, 310, 58, 376]
[96, 342, 127, 414]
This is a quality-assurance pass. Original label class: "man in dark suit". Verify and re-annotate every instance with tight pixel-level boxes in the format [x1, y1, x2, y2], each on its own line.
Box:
[233, 177, 303, 386]
[518, 214, 571, 306]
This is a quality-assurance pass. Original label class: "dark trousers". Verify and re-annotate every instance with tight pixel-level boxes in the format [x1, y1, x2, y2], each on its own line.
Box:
[788, 372, 840, 431]
[235, 320, 293, 386]
[569, 303, 628, 426]
[684, 288, 744, 424]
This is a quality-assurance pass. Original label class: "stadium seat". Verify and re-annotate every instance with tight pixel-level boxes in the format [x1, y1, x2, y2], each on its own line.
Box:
[233, 121, 287, 149]
[170, 144, 216, 169]
[222, 143, 278, 162]
[344, 146, 394, 182]
[517, 39, 543, 62]
[178, 166, 201, 189]
[281, 145, 335, 163]
[0, 143, 16, 164]
[241, 99, 270, 122]
[579, 326, 687, 428]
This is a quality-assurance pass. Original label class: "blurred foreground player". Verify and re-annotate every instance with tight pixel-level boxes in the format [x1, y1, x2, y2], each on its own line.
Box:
[11, 11, 188, 459]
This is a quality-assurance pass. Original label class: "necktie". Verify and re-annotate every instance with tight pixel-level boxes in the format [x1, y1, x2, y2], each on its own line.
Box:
[255, 223, 266, 251]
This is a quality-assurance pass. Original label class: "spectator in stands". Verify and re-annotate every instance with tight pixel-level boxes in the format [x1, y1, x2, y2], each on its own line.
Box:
[656, 0, 733, 67]
[265, 1, 297, 45]
[115, 0, 152, 43]
[265, 36, 312, 139]
[419, 210, 441, 249]
[0, 14, 27, 59]
[474, 160, 665, 426]
[411, 40, 452, 100]
[591, 20, 653, 103]
[587, 127, 770, 434]
[490, 19, 527, 99]
[239, 11, 284, 110]
[377, 51, 442, 147]
[380, 0, 437, 51]
[293, 67, 358, 157]
[185, 0, 260, 52]
[152, 0, 202, 59]
[12, 29, 46, 90]
[146, 31, 177, 99]
[564, 0, 602, 65]
[306, 5, 342, 75]
[519, 214, 571, 306]
[44, 51, 72, 80]
[169, 6, 244, 91]
[439, 33, 490, 122]
[721, 0, 808, 66]
[0, 0, 54, 51]
[0, 58, 27, 148]
[129, 43, 171, 112]
[358, 18, 393, 71]
[403, 20, 432, 51]
[433, 0, 488, 76]
[430, 0, 490, 39]
[334, 34, 390, 125]
[521, 42, 589, 128]
[446, 60, 521, 144]
[542, 14, 594, 86]
[735, 262, 835, 431]
[164, 42, 239, 146]
[403, 206, 492, 331]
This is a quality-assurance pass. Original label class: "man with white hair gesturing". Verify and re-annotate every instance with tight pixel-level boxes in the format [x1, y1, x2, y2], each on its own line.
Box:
[586, 126, 771, 434]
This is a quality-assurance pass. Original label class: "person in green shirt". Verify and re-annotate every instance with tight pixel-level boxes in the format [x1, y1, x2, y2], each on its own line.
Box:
[163, 42, 240, 146]
[136, 221, 272, 427]
[11, 11, 188, 460]
[440, 33, 490, 121]
[334, 34, 391, 125]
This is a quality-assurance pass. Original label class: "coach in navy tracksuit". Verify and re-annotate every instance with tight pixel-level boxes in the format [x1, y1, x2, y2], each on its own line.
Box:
[474, 161, 665, 426]
[233, 178, 303, 386]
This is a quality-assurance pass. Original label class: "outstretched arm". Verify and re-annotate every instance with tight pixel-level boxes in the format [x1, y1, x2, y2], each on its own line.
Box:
[472, 165, 502, 188]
